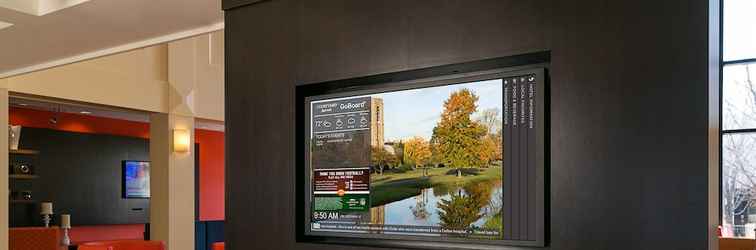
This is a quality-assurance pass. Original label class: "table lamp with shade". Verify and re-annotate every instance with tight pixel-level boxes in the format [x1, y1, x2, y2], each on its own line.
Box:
[61, 214, 71, 246]
[40, 202, 52, 227]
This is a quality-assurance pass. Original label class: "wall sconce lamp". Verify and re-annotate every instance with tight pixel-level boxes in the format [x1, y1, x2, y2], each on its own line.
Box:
[173, 129, 190, 153]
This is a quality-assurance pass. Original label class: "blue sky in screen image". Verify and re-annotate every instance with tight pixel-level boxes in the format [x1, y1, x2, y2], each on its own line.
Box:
[373, 79, 503, 141]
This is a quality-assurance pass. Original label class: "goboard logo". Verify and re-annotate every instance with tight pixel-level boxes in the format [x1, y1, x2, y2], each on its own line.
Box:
[339, 101, 367, 110]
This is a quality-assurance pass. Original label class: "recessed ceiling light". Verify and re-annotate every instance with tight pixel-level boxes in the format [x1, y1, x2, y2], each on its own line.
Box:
[0, 21, 12, 31]
[80, 111, 91, 114]
[0, 0, 91, 16]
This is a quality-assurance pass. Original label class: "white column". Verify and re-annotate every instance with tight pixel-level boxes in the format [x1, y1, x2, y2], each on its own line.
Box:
[149, 35, 199, 250]
[149, 113, 194, 250]
[0, 85, 8, 250]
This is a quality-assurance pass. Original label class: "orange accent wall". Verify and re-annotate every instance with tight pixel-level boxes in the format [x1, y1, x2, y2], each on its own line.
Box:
[9, 107, 225, 240]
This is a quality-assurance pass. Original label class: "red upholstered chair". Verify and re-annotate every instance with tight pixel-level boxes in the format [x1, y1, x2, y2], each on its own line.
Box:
[9, 227, 66, 250]
[212, 242, 224, 250]
[77, 240, 165, 250]
[77, 245, 110, 250]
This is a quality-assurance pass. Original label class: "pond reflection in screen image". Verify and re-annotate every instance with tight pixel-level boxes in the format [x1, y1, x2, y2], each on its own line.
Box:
[370, 180, 503, 231]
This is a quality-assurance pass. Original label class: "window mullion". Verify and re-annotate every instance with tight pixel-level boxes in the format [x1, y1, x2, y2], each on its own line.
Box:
[724, 58, 756, 66]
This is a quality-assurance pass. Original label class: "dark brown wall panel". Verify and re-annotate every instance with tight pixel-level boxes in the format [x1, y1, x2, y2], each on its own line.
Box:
[224, 0, 710, 249]
[10, 128, 149, 226]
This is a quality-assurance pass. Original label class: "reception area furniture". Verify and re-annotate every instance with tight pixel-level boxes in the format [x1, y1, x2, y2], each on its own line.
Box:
[9, 227, 66, 250]
[211, 242, 224, 250]
[77, 240, 165, 250]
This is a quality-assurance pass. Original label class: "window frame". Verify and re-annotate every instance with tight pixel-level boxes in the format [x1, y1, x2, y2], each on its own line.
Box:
[720, 0, 756, 232]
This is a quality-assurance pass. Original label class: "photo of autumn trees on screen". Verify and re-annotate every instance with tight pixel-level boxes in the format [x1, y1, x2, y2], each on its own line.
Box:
[369, 81, 504, 237]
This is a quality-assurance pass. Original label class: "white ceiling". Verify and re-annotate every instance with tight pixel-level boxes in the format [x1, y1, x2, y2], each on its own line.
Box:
[0, 0, 223, 76]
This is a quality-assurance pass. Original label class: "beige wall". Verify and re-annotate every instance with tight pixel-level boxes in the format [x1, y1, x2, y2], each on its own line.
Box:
[1, 30, 225, 121]
[194, 31, 225, 121]
[6, 45, 169, 113]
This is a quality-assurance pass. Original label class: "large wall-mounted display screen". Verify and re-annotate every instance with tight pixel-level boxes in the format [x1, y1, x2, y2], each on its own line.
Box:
[300, 67, 547, 248]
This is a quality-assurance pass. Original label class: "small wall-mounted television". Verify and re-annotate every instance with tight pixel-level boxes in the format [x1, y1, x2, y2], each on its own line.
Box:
[296, 53, 549, 249]
[123, 160, 150, 199]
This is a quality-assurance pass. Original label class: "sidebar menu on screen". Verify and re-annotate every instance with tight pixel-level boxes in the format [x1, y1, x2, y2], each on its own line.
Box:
[502, 73, 539, 241]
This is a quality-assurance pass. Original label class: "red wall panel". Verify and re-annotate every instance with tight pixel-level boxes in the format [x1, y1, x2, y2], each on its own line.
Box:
[195, 129, 225, 221]
[10, 107, 150, 139]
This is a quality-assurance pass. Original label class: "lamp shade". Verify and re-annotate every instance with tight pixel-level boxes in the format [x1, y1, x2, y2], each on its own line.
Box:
[40, 202, 52, 215]
[61, 214, 71, 229]
[173, 129, 190, 153]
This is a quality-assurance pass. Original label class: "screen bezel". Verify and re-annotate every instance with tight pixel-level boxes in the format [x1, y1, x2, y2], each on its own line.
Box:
[296, 53, 549, 249]
[122, 160, 151, 199]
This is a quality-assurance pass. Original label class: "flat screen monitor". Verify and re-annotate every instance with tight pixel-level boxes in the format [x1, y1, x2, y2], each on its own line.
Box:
[123, 160, 150, 199]
[298, 63, 548, 249]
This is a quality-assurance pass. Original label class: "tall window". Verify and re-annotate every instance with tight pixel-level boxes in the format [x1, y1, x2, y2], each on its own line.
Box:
[721, 0, 756, 238]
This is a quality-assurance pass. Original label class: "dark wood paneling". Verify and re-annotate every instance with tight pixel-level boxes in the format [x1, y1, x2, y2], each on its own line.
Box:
[225, 0, 711, 249]
[9, 128, 149, 226]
